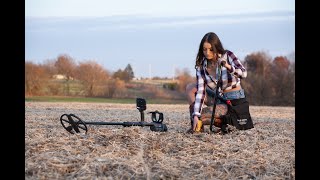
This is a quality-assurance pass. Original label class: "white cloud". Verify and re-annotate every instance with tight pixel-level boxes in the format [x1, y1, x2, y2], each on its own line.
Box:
[26, 11, 294, 32]
[26, 0, 295, 18]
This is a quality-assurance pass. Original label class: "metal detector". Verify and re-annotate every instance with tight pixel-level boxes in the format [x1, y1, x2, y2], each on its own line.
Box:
[60, 98, 168, 134]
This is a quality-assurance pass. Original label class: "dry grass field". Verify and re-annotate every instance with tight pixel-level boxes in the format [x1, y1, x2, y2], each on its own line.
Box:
[25, 102, 295, 179]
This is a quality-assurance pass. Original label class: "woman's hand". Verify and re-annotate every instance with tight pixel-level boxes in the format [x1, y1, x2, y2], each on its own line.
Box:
[218, 53, 231, 70]
[224, 63, 231, 70]
[192, 116, 200, 131]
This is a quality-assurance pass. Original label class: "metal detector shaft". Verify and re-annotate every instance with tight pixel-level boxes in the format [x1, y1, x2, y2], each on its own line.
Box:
[60, 98, 168, 134]
[60, 113, 168, 134]
[210, 65, 223, 132]
[84, 121, 156, 127]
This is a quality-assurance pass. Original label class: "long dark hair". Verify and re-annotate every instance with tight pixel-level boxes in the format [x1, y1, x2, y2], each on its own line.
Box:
[195, 32, 225, 68]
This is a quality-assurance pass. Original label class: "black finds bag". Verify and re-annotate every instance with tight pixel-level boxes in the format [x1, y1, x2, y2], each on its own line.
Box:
[222, 98, 254, 130]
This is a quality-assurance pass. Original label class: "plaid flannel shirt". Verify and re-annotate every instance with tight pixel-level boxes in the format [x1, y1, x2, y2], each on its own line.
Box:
[193, 50, 247, 118]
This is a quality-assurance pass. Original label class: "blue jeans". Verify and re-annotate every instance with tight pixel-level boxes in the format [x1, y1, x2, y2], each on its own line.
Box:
[206, 88, 245, 104]
[223, 89, 245, 100]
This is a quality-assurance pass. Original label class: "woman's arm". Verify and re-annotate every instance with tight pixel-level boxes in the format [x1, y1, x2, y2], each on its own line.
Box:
[193, 67, 206, 118]
[226, 51, 247, 79]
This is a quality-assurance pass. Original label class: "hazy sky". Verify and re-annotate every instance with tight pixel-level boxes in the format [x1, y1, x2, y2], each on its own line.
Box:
[25, 0, 295, 78]
[26, 0, 294, 17]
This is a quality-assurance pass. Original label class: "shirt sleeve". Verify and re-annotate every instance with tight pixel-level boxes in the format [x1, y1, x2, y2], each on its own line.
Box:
[193, 67, 206, 117]
[227, 51, 247, 79]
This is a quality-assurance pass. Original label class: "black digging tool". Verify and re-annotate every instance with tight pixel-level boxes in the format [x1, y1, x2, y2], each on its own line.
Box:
[209, 62, 226, 133]
[60, 98, 168, 134]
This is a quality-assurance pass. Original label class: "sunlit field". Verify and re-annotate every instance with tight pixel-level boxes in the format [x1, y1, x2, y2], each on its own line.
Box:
[25, 102, 294, 179]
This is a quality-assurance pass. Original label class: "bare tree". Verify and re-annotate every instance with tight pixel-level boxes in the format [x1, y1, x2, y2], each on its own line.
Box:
[41, 59, 63, 95]
[75, 61, 110, 97]
[42, 58, 58, 76]
[271, 56, 294, 106]
[243, 51, 273, 105]
[175, 67, 194, 93]
[105, 78, 126, 98]
[54, 54, 77, 96]
[25, 61, 50, 96]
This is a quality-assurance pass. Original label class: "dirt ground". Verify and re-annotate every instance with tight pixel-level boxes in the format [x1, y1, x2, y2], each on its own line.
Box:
[25, 102, 295, 179]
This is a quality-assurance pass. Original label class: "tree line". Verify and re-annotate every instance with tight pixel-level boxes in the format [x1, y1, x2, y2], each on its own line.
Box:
[25, 50, 295, 106]
[25, 54, 134, 98]
[241, 51, 295, 106]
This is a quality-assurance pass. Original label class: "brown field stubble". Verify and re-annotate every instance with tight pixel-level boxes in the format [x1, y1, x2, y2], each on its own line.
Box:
[25, 102, 295, 179]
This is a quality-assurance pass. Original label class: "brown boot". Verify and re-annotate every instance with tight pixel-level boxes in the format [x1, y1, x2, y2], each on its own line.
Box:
[213, 118, 222, 128]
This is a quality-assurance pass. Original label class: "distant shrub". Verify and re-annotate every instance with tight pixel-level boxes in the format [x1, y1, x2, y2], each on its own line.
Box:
[163, 83, 178, 90]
